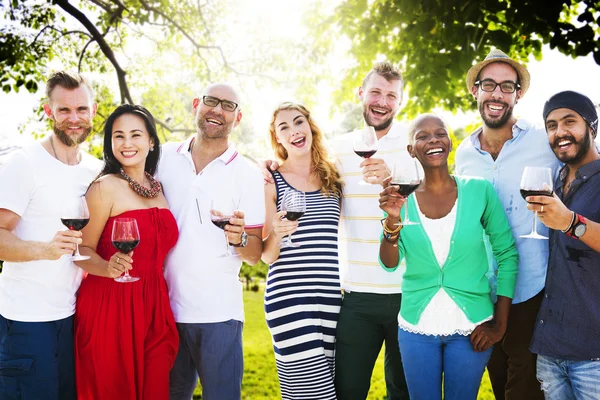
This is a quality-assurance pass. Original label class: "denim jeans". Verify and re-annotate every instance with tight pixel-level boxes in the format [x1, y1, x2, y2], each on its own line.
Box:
[0, 314, 76, 400]
[536, 355, 600, 400]
[169, 320, 244, 400]
[397, 328, 492, 400]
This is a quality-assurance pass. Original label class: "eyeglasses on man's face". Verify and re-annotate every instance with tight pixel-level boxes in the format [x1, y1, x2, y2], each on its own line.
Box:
[202, 95, 239, 112]
[475, 79, 520, 94]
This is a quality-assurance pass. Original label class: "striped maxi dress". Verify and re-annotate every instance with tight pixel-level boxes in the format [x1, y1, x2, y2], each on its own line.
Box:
[265, 171, 342, 400]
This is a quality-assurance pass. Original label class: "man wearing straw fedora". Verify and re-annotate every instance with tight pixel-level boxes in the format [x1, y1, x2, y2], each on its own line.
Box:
[455, 49, 560, 400]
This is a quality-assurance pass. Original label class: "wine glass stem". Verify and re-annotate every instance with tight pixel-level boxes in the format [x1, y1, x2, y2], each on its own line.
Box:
[287, 233, 294, 246]
[532, 211, 539, 235]
[404, 199, 410, 224]
[224, 231, 230, 256]
[74, 242, 81, 257]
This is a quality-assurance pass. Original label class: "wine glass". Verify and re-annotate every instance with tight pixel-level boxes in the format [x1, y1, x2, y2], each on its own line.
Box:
[353, 125, 379, 185]
[61, 196, 90, 261]
[390, 159, 422, 226]
[210, 198, 238, 257]
[280, 188, 306, 248]
[520, 166, 553, 240]
[111, 218, 140, 282]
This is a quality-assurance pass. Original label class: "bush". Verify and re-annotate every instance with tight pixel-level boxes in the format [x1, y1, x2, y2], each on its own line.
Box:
[251, 283, 259, 292]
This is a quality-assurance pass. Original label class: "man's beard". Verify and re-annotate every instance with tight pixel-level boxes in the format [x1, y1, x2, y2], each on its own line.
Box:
[53, 120, 92, 146]
[479, 101, 514, 129]
[363, 108, 394, 132]
[551, 130, 592, 165]
[196, 112, 232, 139]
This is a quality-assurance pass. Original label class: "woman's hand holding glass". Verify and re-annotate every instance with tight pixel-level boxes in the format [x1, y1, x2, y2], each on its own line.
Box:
[379, 176, 407, 224]
[106, 252, 133, 279]
[271, 210, 299, 243]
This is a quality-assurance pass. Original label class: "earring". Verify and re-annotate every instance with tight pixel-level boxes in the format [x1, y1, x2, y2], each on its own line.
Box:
[150, 147, 154, 152]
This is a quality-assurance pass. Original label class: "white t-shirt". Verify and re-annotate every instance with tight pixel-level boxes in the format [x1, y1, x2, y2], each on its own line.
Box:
[0, 142, 101, 322]
[157, 138, 265, 323]
[331, 122, 415, 294]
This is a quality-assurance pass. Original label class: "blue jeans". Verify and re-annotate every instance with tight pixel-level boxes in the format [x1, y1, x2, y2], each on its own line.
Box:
[397, 328, 492, 400]
[0, 314, 76, 400]
[536, 355, 600, 400]
[169, 320, 244, 400]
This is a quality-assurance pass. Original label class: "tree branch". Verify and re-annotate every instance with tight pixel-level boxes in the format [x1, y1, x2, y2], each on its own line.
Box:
[54, 0, 133, 104]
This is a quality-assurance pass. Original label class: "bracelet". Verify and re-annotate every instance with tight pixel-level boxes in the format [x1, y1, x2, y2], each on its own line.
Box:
[561, 211, 576, 233]
[381, 218, 402, 235]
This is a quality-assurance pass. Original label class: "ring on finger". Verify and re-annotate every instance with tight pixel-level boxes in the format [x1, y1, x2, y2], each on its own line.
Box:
[540, 205, 544, 212]
[116, 256, 121, 264]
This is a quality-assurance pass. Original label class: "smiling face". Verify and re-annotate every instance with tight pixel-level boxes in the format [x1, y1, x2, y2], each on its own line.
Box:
[408, 115, 451, 168]
[193, 83, 242, 140]
[359, 73, 403, 132]
[111, 113, 154, 169]
[471, 62, 521, 129]
[43, 85, 97, 146]
[274, 109, 313, 158]
[546, 107, 593, 166]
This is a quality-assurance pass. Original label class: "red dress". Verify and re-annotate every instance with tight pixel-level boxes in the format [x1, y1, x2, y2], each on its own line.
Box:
[75, 208, 179, 400]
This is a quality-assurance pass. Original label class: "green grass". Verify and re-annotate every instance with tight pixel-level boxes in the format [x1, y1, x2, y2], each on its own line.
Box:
[193, 289, 495, 399]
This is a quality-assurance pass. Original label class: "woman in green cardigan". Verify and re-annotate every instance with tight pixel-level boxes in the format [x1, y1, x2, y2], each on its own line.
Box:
[379, 114, 518, 400]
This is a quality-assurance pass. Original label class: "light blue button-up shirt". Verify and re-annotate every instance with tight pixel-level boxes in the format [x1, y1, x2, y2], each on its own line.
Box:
[455, 119, 561, 304]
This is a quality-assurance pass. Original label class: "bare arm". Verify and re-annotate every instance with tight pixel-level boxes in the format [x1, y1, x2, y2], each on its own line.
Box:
[75, 179, 131, 278]
[0, 208, 82, 262]
[529, 193, 600, 252]
[261, 182, 298, 264]
[379, 177, 406, 269]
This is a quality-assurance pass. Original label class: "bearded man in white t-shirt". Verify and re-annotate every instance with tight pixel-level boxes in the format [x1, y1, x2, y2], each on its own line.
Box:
[0, 71, 101, 400]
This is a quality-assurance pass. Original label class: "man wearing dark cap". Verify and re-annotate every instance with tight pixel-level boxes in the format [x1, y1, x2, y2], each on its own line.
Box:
[455, 49, 560, 399]
[528, 90, 600, 399]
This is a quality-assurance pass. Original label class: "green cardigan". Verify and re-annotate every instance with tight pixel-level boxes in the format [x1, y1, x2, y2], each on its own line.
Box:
[381, 175, 518, 325]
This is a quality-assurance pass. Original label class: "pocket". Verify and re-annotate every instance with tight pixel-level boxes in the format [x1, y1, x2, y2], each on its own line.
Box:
[0, 353, 34, 377]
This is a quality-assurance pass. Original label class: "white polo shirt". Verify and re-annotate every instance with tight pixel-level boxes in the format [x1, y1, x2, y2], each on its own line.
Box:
[331, 122, 414, 294]
[0, 142, 101, 322]
[158, 138, 265, 323]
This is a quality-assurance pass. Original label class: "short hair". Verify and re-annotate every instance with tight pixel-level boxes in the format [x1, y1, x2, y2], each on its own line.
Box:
[45, 71, 94, 101]
[361, 61, 403, 88]
[407, 113, 448, 146]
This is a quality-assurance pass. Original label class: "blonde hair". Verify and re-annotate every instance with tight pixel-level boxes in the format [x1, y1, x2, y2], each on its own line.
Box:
[269, 102, 343, 197]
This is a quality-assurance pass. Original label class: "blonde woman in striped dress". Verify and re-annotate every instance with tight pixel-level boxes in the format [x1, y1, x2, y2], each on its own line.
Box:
[262, 102, 344, 399]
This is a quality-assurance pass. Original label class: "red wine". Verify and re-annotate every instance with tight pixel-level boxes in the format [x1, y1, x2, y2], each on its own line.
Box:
[285, 211, 305, 221]
[392, 182, 420, 197]
[112, 240, 139, 253]
[520, 189, 552, 202]
[212, 218, 230, 230]
[354, 149, 377, 159]
[61, 218, 90, 231]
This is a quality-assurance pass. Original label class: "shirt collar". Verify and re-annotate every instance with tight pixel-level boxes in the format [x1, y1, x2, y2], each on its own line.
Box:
[177, 135, 238, 166]
[559, 158, 600, 183]
[379, 120, 403, 140]
[468, 118, 531, 149]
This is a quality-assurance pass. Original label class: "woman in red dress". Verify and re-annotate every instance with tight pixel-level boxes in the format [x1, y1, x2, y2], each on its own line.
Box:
[75, 104, 178, 399]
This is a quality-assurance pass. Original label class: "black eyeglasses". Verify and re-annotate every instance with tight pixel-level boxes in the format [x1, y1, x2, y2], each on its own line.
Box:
[202, 95, 239, 112]
[475, 79, 520, 94]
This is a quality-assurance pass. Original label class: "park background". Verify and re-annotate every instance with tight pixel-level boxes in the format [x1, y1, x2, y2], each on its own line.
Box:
[1, 0, 600, 398]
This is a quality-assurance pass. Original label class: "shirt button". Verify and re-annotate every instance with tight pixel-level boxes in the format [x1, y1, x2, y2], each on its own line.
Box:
[540, 320, 544, 324]
[462, 306, 466, 310]
[545, 294, 548, 298]
[493, 166, 497, 170]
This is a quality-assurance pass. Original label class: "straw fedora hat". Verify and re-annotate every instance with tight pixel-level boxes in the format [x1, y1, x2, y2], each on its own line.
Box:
[466, 49, 531, 95]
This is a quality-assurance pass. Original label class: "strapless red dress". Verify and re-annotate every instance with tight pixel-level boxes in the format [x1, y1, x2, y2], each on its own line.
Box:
[75, 208, 179, 400]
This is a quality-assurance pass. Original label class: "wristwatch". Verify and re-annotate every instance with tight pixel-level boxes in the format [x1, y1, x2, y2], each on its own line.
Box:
[567, 214, 587, 240]
[230, 231, 248, 247]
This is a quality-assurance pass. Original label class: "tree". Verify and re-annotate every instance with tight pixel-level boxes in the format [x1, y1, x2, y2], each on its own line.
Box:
[0, 0, 333, 154]
[329, 0, 600, 118]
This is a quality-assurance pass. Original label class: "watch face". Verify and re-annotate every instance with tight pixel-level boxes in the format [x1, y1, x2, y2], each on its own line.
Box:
[575, 223, 586, 238]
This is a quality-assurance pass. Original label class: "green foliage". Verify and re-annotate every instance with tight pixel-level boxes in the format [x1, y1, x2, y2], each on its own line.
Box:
[329, 0, 600, 117]
[240, 260, 268, 291]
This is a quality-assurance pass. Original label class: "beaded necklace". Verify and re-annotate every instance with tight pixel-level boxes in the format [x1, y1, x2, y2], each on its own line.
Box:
[120, 168, 162, 198]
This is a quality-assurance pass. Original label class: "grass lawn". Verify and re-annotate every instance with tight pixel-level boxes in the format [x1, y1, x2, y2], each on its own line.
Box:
[193, 289, 495, 399]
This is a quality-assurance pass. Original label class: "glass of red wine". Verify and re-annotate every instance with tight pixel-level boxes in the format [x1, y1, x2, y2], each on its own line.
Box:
[391, 159, 421, 226]
[61, 196, 90, 261]
[210, 198, 239, 257]
[280, 188, 306, 248]
[353, 126, 379, 185]
[111, 217, 140, 282]
[520, 166, 553, 240]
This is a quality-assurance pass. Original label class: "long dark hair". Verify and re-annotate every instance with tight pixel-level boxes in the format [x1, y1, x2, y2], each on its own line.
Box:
[98, 104, 161, 178]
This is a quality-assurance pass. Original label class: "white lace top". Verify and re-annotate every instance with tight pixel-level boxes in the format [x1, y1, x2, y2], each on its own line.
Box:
[397, 196, 492, 336]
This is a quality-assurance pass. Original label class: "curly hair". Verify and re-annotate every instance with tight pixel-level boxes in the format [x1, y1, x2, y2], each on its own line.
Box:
[269, 102, 343, 197]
